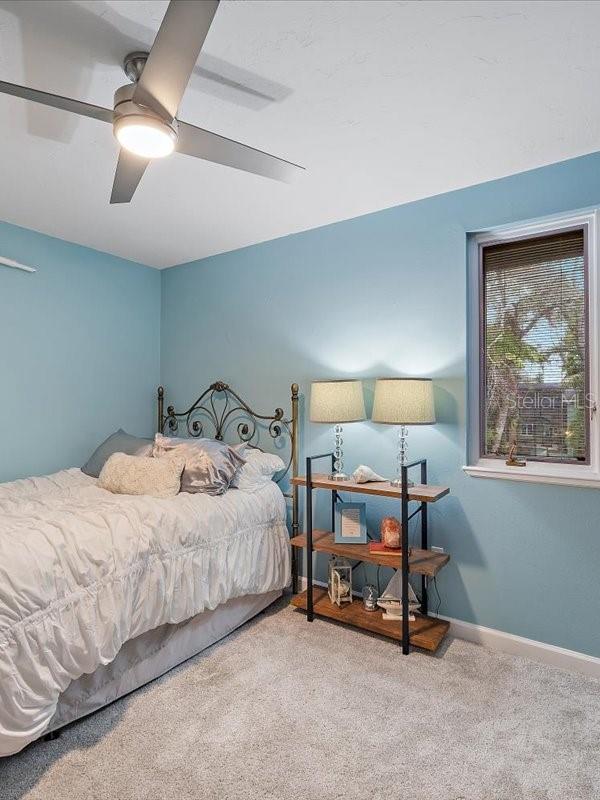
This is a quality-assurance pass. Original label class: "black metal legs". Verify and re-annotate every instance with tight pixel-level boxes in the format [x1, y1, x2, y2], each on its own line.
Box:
[400, 458, 430, 655]
[331, 453, 336, 533]
[306, 457, 314, 622]
[401, 465, 410, 655]
[292, 548, 299, 595]
[304, 452, 336, 623]
[420, 460, 428, 617]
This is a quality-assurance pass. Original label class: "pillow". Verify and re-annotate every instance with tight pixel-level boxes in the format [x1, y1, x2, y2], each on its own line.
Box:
[98, 452, 184, 498]
[231, 447, 285, 492]
[152, 434, 245, 495]
[82, 429, 153, 478]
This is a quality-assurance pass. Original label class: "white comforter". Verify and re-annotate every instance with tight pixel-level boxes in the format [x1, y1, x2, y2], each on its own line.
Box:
[0, 469, 290, 756]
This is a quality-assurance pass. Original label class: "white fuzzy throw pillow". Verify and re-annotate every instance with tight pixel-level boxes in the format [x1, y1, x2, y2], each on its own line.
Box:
[98, 452, 185, 498]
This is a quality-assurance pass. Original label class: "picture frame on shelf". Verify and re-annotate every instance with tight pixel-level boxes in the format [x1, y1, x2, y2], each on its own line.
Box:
[334, 501, 367, 544]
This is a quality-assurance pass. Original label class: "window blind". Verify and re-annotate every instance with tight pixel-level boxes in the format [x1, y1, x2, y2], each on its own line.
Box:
[482, 227, 588, 463]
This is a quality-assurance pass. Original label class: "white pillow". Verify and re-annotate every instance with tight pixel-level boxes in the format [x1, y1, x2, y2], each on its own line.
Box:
[231, 447, 285, 492]
[98, 452, 185, 498]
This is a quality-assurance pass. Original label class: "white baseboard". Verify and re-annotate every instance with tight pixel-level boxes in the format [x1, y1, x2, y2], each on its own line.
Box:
[296, 576, 600, 678]
[439, 614, 600, 678]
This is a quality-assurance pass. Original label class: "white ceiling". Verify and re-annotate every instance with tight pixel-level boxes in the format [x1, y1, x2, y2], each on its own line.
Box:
[0, 0, 600, 268]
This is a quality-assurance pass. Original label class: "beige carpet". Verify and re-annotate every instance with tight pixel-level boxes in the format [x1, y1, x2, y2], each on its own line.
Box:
[1, 599, 599, 800]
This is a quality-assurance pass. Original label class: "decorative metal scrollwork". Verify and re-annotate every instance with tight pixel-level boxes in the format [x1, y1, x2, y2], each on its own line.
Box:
[237, 418, 256, 442]
[157, 381, 296, 483]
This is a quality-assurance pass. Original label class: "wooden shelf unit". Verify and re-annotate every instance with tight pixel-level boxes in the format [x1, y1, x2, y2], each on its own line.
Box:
[291, 474, 449, 503]
[290, 531, 449, 576]
[291, 455, 451, 655]
[291, 588, 450, 653]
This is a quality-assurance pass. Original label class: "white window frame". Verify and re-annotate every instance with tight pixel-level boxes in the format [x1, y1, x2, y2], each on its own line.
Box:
[464, 209, 600, 489]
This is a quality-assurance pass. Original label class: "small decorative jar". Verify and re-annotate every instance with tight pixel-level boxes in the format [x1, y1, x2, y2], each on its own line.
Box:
[362, 584, 378, 611]
[380, 516, 401, 549]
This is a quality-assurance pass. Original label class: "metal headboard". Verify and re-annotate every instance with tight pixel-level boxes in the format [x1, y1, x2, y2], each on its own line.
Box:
[157, 381, 299, 538]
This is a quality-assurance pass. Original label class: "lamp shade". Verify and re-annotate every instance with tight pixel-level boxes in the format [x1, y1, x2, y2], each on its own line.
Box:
[310, 380, 366, 423]
[372, 378, 436, 425]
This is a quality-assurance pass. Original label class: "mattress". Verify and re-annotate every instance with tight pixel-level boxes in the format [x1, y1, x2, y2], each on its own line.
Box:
[0, 468, 290, 756]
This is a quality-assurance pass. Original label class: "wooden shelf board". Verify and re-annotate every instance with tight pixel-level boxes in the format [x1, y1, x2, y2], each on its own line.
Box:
[290, 531, 450, 577]
[291, 587, 449, 652]
[291, 474, 449, 503]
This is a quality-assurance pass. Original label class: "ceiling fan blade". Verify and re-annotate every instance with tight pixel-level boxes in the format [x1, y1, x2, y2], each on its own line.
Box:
[110, 149, 150, 204]
[0, 80, 113, 124]
[176, 121, 305, 183]
[134, 0, 220, 121]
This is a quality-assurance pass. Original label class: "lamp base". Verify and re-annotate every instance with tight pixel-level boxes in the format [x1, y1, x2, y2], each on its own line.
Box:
[329, 472, 350, 481]
[389, 477, 414, 488]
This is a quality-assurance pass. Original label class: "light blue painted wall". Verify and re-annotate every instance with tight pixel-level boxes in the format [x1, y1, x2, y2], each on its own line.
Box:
[161, 151, 600, 658]
[0, 220, 160, 482]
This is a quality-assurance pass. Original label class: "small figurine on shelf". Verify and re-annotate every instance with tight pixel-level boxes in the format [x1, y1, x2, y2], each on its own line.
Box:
[380, 516, 401, 549]
[368, 515, 411, 557]
[362, 584, 378, 611]
[351, 465, 386, 484]
[327, 557, 352, 607]
[376, 570, 420, 621]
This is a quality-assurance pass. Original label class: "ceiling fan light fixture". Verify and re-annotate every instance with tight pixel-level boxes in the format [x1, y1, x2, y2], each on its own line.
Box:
[0, 2, 304, 203]
[114, 116, 177, 159]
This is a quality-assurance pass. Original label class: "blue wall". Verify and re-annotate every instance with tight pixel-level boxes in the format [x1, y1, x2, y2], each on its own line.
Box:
[0, 221, 160, 482]
[161, 151, 600, 658]
[3, 153, 599, 656]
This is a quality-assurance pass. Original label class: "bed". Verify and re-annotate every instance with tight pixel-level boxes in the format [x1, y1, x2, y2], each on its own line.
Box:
[0, 381, 299, 757]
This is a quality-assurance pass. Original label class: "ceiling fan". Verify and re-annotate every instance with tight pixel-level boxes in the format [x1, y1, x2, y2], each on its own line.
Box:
[0, 0, 304, 204]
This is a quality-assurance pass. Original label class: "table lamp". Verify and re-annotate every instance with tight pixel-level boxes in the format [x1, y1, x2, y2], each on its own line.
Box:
[371, 378, 435, 486]
[310, 380, 366, 481]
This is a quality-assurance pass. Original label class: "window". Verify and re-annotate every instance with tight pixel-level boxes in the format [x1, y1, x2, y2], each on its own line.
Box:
[482, 226, 589, 464]
[466, 212, 600, 487]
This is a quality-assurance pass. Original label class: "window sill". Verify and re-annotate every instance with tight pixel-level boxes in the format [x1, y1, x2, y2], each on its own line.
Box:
[463, 462, 600, 489]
